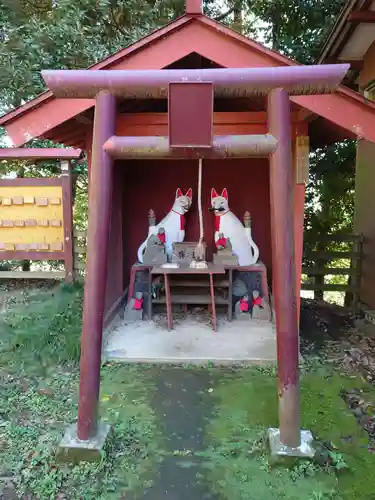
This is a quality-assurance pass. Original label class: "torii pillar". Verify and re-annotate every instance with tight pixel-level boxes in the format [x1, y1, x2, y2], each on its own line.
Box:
[267, 89, 313, 457]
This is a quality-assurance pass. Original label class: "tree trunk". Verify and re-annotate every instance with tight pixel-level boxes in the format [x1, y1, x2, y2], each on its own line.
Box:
[232, 0, 243, 33]
[271, 10, 281, 50]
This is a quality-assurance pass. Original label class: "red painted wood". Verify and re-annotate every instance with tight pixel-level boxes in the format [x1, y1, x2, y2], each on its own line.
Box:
[122, 158, 271, 276]
[61, 161, 74, 283]
[0, 148, 82, 160]
[104, 134, 277, 158]
[268, 88, 300, 448]
[169, 82, 213, 147]
[114, 112, 304, 146]
[0, 251, 65, 260]
[0, 178, 62, 186]
[348, 10, 375, 22]
[292, 90, 375, 144]
[209, 273, 217, 331]
[104, 164, 125, 313]
[77, 91, 116, 441]
[0, 16, 362, 148]
[42, 65, 348, 99]
[164, 273, 173, 330]
[186, 0, 203, 14]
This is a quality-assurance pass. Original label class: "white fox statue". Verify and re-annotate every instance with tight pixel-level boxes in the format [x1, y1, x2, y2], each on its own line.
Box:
[211, 188, 259, 266]
[137, 188, 192, 263]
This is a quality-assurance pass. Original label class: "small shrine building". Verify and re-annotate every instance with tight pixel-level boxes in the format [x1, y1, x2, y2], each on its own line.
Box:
[2, 0, 375, 457]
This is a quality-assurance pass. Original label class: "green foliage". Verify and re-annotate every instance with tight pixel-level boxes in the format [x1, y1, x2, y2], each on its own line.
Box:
[247, 0, 345, 63]
[305, 140, 356, 241]
[1, 283, 84, 369]
[0, 0, 186, 108]
[204, 366, 375, 500]
[0, 363, 162, 499]
[301, 370, 375, 499]
[0, 0, 354, 238]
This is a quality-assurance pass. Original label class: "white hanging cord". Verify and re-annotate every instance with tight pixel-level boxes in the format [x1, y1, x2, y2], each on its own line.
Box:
[194, 157, 206, 262]
[198, 157, 204, 244]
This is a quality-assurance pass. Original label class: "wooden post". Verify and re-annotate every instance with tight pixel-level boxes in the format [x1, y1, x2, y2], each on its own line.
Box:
[209, 273, 217, 331]
[61, 160, 74, 283]
[352, 234, 364, 310]
[186, 0, 203, 15]
[77, 91, 116, 440]
[164, 273, 173, 330]
[268, 88, 300, 448]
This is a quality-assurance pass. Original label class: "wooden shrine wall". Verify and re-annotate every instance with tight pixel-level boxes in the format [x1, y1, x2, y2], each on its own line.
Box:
[119, 157, 271, 283]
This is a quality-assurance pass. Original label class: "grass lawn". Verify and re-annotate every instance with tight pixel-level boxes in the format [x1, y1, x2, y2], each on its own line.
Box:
[0, 283, 375, 499]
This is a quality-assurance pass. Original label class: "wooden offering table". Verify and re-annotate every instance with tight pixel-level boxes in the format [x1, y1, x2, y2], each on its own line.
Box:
[151, 264, 228, 331]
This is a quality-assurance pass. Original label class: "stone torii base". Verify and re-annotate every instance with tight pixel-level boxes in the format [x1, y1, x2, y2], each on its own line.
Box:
[57, 423, 111, 463]
[268, 429, 315, 459]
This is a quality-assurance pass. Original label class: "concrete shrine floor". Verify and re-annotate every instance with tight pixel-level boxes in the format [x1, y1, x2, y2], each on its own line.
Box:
[103, 313, 278, 364]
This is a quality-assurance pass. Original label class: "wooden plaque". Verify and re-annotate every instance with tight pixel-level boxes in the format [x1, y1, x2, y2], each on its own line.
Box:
[168, 82, 213, 148]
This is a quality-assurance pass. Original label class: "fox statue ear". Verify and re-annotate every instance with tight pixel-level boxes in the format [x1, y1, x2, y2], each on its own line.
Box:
[176, 188, 183, 198]
[221, 188, 228, 200]
[185, 188, 192, 198]
[211, 188, 218, 199]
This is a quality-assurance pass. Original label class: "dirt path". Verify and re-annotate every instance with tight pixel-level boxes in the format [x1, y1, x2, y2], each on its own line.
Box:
[139, 368, 218, 500]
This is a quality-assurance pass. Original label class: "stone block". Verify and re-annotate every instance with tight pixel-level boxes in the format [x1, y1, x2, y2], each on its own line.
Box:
[56, 422, 111, 463]
[38, 243, 50, 251]
[14, 220, 25, 227]
[12, 196, 24, 205]
[234, 298, 251, 321]
[123, 292, 144, 322]
[213, 253, 239, 266]
[4, 243, 15, 251]
[38, 219, 49, 227]
[268, 428, 315, 459]
[143, 233, 167, 265]
[251, 291, 271, 320]
[172, 241, 205, 265]
[24, 196, 35, 204]
[2, 198, 12, 206]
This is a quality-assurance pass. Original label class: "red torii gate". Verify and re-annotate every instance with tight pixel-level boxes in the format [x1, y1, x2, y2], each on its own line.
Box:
[42, 63, 349, 458]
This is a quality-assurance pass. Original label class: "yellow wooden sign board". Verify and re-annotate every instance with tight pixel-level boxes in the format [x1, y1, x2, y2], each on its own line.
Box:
[0, 185, 64, 251]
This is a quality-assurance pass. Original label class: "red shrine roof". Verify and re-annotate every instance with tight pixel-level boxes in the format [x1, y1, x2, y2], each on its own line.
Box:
[2, 12, 375, 148]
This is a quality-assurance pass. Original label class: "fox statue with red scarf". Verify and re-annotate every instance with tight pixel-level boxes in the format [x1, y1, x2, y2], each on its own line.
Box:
[137, 188, 192, 263]
[211, 188, 259, 266]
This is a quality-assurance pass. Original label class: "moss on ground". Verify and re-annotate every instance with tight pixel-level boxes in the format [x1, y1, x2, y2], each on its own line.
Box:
[1, 285, 375, 499]
[301, 368, 375, 499]
[0, 363, 163, 499]
[0, 285, 163, 499]
[204, 366, 375, 500]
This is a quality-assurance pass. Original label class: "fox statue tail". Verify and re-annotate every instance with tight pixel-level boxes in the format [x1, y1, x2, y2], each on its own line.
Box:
[137, 240, 147, 263]
[244, 227, 259, 264]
